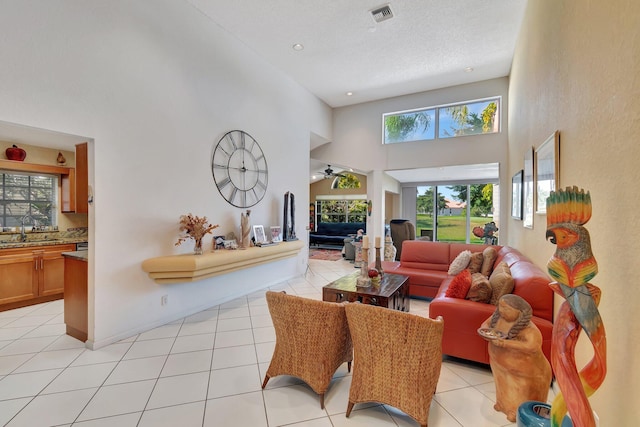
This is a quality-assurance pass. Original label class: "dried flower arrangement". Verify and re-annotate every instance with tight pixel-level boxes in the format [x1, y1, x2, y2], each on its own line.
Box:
[175, 214, 219, 254]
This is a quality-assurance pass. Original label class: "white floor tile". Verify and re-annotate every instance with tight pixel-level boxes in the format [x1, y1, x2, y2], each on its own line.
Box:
[287, 417, 335, 427]
[255, 341, 275, 363]
[122, 338, 173, 360]
[146, 371, 209, 409]
[435, 386, 508, 426]
[137, 323, 181, 341]
[252, 325, 275, 343]
[216, 317, 252, 332]
[138, 401, 205, 427]
[0, 326, 36, 341]
[437, 363, 475, 393]
[0, 335, 58, 356]
[250, 314, 273, 328]
[5, 387, 96, 427]
[0, 353, 34, 375]
[214, 328, 254, 348]
[0, 397, 31, 426]
[184, 310, 219, 323]
[170, 333, 215, 354]
[219, 298, 248, 309]
[218, 306, 250, 319]
[0, 369, 63, 400]
[263, 383, 329, 426]
[21, 322, 66, 339]
[208, 364, 261, 398]
[178, 320, 217, 336]
[72, 412, 141, 426]
[44, 334, 86, 351]
[161, 350, 212, 377]
[104, 355, 165, 385]
[42, 362, 116, 394]
[203, 391, 267, 427]
[13, 347, 84, 373]
[77, 380, 155, 421]
[4, 314, 58, 328]
[211, 344, 257, 369]
[70, 342, 132, 367]
[329, 404, 397, 426]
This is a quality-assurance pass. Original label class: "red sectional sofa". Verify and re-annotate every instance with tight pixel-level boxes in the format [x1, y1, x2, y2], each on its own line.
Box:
[381, 240, 554, 365]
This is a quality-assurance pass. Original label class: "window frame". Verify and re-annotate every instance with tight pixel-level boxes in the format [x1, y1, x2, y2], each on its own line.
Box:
[382, 96, 502, 144]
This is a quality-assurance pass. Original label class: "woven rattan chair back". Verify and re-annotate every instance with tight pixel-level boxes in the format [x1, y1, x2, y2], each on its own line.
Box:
[261, 291, 353, 409]
[344, 303, 444, 427]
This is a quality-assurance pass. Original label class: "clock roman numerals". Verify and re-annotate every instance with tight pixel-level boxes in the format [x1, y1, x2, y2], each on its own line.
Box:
[212, 130, 268, 208]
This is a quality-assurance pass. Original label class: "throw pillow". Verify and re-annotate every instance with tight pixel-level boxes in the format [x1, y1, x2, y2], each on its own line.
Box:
[481, 247, 498, 277]
[466, 273, 492, 303]
[445, 270, 472, 299]
[448, 250, 471, 275]
[489, 262, 515, 305]
[467, 252, 484, 274]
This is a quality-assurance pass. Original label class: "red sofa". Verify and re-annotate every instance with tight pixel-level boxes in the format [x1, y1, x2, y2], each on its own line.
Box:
[382, 240, 554, 365]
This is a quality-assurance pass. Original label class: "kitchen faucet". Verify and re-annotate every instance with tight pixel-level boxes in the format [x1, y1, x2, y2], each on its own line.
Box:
[20, 214, 36, 242]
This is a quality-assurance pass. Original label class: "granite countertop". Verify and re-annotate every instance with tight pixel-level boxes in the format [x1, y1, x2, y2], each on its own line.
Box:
[61, 250, 88, 261]
[0, 237, 88, 250]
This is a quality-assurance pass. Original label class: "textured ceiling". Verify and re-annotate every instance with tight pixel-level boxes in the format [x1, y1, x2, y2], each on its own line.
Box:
[188, 0, 527, 107]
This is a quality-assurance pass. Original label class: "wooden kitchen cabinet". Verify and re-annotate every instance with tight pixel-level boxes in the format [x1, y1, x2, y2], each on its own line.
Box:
[61, 141, 88, 214]
[64, 254, 88, 342]
[0, 244, 75, 310]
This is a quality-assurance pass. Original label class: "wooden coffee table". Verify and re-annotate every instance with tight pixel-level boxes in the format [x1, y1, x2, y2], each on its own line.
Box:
[322, 272, 410, 312]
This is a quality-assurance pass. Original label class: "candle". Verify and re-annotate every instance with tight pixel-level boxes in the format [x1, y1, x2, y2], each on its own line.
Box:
[375, 236, 381, 248]
[362, 235, 369, 248]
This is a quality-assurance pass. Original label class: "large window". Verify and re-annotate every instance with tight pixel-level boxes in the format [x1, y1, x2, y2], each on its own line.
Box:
[416, 183, 498, 243]
[317, 199, 367, 224]
[0, 172, 58, 228]
[383, 97, 500, 144]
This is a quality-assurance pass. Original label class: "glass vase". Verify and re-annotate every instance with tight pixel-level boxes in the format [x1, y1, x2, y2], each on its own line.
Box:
[193, 238, 203, 255]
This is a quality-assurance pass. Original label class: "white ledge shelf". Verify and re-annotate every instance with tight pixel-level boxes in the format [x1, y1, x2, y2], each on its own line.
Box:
[142, 240, 304, 284]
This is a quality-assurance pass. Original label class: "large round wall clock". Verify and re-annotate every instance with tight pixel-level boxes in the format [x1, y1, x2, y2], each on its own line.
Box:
[211, 130, 268, 208]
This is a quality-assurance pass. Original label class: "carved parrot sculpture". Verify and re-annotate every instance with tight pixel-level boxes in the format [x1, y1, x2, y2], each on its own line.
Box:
[545, 186, 606, 427]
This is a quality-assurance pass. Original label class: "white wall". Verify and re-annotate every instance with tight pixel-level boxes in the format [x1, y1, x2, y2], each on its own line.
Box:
[509, 1, 640, 423]
[0, 0, 331, 347]
[319, 78, 510, 240]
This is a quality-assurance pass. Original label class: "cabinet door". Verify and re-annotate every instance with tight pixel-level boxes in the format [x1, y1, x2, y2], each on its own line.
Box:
[0, 253, 38, 305]
[75, 142, 88, 214]
[41, 245, 76, 296]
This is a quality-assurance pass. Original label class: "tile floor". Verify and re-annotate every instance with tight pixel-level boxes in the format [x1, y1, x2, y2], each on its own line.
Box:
[0, 258, 546, 426]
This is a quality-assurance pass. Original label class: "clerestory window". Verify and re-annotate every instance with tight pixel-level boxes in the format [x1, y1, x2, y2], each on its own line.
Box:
[383, 97, 501, 144]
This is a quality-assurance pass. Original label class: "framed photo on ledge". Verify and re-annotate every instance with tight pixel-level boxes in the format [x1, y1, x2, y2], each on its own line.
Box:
[253, 225, 267, 245]
[270, 226, 282, 242]
[535, 131, 560, 214]
[511, 170, 524, 220]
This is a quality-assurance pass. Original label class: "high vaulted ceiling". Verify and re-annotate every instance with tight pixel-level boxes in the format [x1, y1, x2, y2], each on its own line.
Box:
[188, 0, 527, 108]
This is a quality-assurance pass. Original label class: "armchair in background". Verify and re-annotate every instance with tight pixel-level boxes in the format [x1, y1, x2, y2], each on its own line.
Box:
[389, 219, 416, 260]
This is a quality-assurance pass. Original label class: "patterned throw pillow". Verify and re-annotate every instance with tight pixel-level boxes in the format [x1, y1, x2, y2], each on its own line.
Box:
[467, 252, 484, 274]
[445, 270, 472, 299]
[466, 273, 492, 303]
[489, 262, 515, 305]
[448, 250, 471, 275]
[481, 247, 498, 277]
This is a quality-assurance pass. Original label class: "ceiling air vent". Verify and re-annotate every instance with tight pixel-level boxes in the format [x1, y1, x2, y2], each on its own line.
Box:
[370, 4, 394, 23]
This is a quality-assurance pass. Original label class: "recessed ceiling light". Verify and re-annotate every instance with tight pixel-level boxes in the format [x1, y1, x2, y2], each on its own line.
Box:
[292, 43, 304, 51]
[465, 67, 474, 73]
[346, 92, 354, 96]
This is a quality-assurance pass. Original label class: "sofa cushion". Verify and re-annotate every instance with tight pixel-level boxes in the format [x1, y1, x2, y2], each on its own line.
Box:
[448, 250, 471, 275]
[401, 240, 450, 266]
[481, 247, 498, 277]
[467, 252, 484, 274]
[467, 273, 492, 303]
[510, 261, 554, 322]
[489, 262, 515, 305]
[445, 270, 472, 299]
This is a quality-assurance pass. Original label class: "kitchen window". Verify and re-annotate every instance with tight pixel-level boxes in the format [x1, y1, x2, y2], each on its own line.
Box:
[0, 172, 57, 228]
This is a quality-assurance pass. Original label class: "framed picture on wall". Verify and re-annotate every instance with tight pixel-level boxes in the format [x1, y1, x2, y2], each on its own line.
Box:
[535, 131, 560, 214]
[523, 147, 535, 229]
[511, 170, 524, 220]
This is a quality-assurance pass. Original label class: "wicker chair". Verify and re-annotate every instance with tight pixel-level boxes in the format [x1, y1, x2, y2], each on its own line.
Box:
[261, 291, 353, 409]
[344, 303, 444, 427]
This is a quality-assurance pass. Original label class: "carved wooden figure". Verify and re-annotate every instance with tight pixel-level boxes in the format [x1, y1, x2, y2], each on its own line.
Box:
[480, 294, 552, 422]
[545, 187, 606, 427]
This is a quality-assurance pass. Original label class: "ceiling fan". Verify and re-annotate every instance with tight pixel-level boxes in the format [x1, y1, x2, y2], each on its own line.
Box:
[320, 165, 347, 179]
